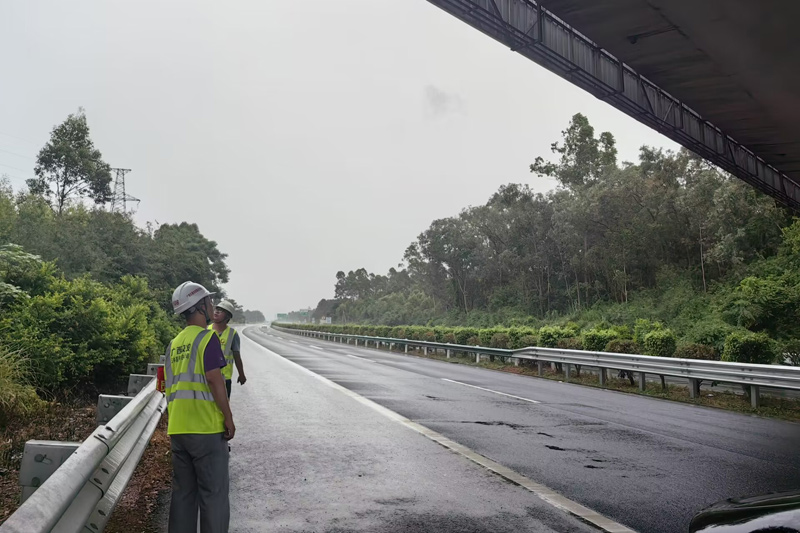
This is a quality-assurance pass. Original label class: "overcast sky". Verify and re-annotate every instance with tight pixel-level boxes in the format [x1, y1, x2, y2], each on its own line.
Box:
[0, 0, 678, 318]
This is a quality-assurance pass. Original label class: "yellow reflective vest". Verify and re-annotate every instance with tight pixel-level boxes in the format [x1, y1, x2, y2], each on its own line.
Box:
[208, 325, 236, 380]
[164, 325, 224, 435]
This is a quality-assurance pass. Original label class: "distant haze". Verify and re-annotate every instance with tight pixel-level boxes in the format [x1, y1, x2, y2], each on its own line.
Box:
[0, 0, 678, 318]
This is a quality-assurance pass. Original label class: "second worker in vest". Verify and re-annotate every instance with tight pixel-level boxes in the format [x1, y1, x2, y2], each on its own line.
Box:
[209, 300, 246, 398]
[166, 282, 235, 533]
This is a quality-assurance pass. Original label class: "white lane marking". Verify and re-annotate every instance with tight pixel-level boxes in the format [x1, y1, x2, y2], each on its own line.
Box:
[441, 379, 541, 404]
[289, 340, 298, 344]
[346, 354, 376, 363]
[308, 345, 323, 350]
[243, 327, 634, 533]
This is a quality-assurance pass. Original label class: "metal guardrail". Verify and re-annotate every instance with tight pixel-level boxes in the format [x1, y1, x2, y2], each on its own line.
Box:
[1, 367, 166, 533]
[273, 326, 800, 408]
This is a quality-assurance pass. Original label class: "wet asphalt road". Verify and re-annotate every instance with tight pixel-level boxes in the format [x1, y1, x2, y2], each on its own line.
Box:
[228, 327, 596, 533]
[233, 326, 800, 533]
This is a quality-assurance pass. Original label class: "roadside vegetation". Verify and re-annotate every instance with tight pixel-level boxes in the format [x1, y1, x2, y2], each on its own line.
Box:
[0, 110, 258, 524]
[301, 114, 800, 364]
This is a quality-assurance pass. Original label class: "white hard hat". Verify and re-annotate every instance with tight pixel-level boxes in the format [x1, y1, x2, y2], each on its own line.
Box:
[172, 282, 215, 315]
[216, 300, 236, 316]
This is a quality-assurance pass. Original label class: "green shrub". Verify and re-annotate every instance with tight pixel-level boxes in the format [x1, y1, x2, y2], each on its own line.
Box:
[373, 325, 391, 337]
[433, 326, 450, 342]
[783, 339, 800, 366]
[633, 319, 662, 345]
[605, 339, 641, 354]
[611, 325, 632, 340]
[539, 326, 573, 348]
[517, 334, 538, 348]
[643, 329, 677, 358]
[466, 335, 480, 346]
[557, 337, 583, 350]
[507, 327, 537, 349]
[674, 343, 718, 361]
[722, 332, 775, 364]
[455, 327, 479, 345]
[441, 332, 456, 344]
[490, 332, 510, 349]
[582, 329, 619, 352]
[478, 328, 500, 347]
[421, 330, 436, 342]
[684, 319, 736, 355]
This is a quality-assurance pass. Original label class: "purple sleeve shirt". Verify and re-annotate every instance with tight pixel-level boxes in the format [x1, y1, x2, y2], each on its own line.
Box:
[204, 333, 227, 372]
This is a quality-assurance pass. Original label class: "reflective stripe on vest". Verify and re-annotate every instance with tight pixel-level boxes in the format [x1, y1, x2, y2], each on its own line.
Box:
[165, 326, 224, 435]
[209, 325, 236, 380]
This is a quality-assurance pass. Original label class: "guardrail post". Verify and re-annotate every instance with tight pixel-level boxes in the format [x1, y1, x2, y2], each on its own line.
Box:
[474, 352, 480, 363]
[688, 378, 699, 398]
[537, 361, 543, 376]
[18, 440, 81, 503]
[424, 346, 428, 356]
[446, 348, 451, 359]
[513, 357, 519, 367]
[404, 343, 408, 354]
[751, 386, 760, 408]
[127, 374, 155, 396]
[599, 368, 606, 386]
[564, 364, 570, 381]
[96, 395, 134, 425]
[638, 372, 646, 391]
[660, 375, 667, 390]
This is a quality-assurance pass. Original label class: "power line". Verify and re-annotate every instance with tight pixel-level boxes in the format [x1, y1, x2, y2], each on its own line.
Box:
[0, 147, 35, 160]
[0, 161, 33, 173]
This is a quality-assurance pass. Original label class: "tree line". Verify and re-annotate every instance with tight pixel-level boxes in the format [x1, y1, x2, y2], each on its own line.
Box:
[315, 114, 799, 359]
[0, 110, 262, 418]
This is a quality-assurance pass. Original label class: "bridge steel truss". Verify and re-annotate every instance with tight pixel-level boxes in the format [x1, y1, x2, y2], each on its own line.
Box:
[427, 0, 800, 211]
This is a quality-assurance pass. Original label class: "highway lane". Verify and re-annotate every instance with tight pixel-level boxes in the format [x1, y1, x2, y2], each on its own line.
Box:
[246, 326, 800, 533]
[226, 327, 598, 532]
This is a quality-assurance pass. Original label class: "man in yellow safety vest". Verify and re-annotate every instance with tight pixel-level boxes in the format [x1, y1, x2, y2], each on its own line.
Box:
[165, 281, 235, 533]
[209, 300, 246, 398]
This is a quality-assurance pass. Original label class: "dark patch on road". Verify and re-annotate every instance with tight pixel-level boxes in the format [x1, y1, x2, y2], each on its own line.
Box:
[374, 497, 417, 506]
[545, 445, 566, 451]
[537, 432, 554, 438]
[584, 465, 602, 469]
[465, 421, 527, 430]
[324, 509, 587, 532]
[424, 395, 446, 401]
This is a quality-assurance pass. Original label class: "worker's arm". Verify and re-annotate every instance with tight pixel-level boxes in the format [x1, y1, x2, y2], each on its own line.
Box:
[206, 367, 235, 440]
[233, 350, 246, 385]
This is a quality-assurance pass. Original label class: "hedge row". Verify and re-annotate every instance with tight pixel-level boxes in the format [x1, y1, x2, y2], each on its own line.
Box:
[275, 322, 779, 364]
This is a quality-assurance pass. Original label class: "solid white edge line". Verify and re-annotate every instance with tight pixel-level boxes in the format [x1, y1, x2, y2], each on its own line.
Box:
[244, 327, 636, 533]
[442, 378, 541, 404]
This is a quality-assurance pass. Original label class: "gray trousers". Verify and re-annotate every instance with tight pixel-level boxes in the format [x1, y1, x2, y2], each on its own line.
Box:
[169, 433, 230, 533]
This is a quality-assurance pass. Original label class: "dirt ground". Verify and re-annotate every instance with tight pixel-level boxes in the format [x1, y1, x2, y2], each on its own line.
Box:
[0, 402, 171, 532]
[106, 416, 172, 533]
[0, 402, 97, 523]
